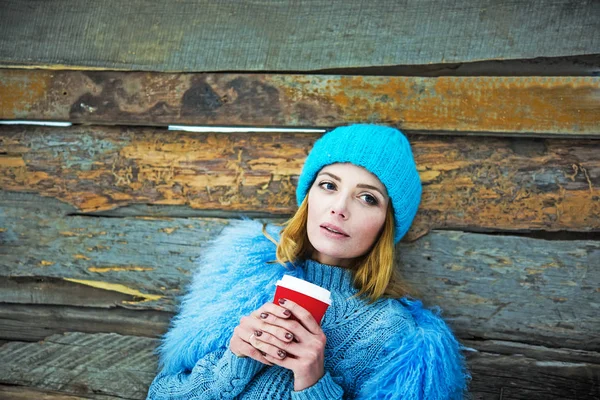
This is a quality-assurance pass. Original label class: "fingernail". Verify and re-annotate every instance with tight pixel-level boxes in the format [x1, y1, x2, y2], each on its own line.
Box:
[285, 332, 293, 340]
[277, 349, 287, 358]
[278, 298, 286, 305]
[260, 313, 268, 319]
[255, 330, 263, 337]
[283, 309, 291, 317]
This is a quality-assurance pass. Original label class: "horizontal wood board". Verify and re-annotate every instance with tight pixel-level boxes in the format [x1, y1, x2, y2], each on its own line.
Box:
[1, 126, 599, 237]
[1, 70, 599, 136]
[1, 193, 598, 350]
[0, 1, 599, 71]
[0, 332, 598, 399]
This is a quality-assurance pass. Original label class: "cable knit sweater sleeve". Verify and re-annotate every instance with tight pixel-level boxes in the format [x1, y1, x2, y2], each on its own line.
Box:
[147, 348, 265, 399]
[291, 372, 344, 400]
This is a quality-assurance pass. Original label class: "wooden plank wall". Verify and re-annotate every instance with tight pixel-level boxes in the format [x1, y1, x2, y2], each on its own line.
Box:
[0, 1, 599, 399]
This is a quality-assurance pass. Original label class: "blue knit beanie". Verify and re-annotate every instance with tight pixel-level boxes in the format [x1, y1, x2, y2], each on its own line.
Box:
[296, 124, 422, 243]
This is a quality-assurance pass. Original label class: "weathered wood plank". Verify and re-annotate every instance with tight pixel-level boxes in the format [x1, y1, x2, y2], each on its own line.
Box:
[0, 194, 598, 349]
[465, 348, 600, 399]
[462, 339, 600, 365]
[0, 333, 156, 400]
[0, 385, 115, 400]
[398, 230, 599, 351]
[0, 304, 171, 342]
[0, 1, 598, 71]
[1, 126, 598, 235]
[0, 196, 228, 311]
[0, 332, 598, 399]
[1, 70, 599, 136]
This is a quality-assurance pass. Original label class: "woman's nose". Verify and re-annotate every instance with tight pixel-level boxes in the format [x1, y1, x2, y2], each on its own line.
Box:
[330, 196, 349, 219]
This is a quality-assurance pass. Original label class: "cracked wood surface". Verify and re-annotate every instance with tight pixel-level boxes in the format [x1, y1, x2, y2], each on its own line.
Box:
[0, 1, 598, 72]
[1, 126, 598, 239]
[0, 193, 598, 350]
[0, 332, 598, 400]
[1, 70, 599, 136]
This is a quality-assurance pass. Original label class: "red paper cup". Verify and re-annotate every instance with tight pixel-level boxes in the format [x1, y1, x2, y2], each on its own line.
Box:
[273, 275, 332, 325]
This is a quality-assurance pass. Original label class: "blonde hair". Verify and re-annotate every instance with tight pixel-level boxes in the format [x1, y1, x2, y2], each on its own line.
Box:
[267, 197, 412, 303]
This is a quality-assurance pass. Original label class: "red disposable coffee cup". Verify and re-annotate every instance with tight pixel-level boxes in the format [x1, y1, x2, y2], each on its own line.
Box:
[273, 275, 332, 325]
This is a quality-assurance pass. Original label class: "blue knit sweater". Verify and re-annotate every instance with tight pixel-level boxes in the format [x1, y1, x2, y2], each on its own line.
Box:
[147, 220, 469, 399]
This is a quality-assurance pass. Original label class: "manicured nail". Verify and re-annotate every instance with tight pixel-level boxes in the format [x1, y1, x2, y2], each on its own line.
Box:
[285, 332, 293, 340]
[278, 298, 286, 305]
[260, 313, 268, 319]
[277, 350, 287, 358]
[255, 330, 262, 337]
[283, 309, 291, 317]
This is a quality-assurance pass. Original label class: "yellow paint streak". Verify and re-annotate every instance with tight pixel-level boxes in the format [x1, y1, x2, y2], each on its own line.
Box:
[525, 268, 543, 275]
[60, 231, 78, 237]
[39, 260, 54, 267]
[76, 193, 111, 212]
[88, 266, 154, 272]
[327, 76, 600, 134]
[419, 170, 441, 183]
[0, 156, 26, 167]
[64, 278, 162, 302]
[0, 70, 51, 118]
[539, 262, 559, 269]
[159, 227, 178, 234]
[107, 191, 133, 201]
[74, 254, 90, 260]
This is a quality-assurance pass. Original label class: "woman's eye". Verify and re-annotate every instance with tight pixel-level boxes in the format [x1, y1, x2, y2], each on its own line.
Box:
[319, 181, 336, 191]
[361, 194, 378, 205]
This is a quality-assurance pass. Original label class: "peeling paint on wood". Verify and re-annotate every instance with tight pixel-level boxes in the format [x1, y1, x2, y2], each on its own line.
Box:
[62, 278, 162, 303]
[1, 193, 598, 349]
[1, 126, 598, 237]
[1, 69, 598, 136]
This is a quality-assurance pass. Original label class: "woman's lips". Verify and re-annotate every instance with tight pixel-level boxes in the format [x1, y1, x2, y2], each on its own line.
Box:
[320, 224, 350, 238]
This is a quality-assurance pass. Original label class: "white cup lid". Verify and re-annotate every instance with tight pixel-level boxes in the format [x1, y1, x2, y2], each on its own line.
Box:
[276, 275, 332, 305]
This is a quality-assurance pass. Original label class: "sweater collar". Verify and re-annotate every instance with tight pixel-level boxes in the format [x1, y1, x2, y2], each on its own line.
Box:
[302, 259, 357, 296]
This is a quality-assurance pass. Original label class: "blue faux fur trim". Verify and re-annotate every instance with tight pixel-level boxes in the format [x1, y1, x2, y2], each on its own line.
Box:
[156, 219, 302, 375]
[359, 298, 471, 399]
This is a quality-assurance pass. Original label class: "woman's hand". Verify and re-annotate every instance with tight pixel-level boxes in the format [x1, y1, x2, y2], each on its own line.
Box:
[251, 298, 327, 391]
[229, 301, 295, 366]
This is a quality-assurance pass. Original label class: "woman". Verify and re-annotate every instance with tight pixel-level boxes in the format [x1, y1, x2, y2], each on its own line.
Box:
[147, 124, 470, 399]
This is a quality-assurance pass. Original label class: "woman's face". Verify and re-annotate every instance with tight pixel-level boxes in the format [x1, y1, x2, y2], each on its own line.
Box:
[306, 163, 389, 267]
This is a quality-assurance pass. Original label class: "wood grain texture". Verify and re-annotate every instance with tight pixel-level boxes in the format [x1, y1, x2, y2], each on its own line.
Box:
[464, 347, 600, 399]
[397, 230, 599, 351]
[0, 385, 115, 400]
[0, 194, 598, 349]
[0, 333, 155, 400]
[0, 1, 598, 71]
[1, 70, 599, 136]
[0, 304, 171, 342]
[1, 126, 598, 236]
[0, 332, 598, 399]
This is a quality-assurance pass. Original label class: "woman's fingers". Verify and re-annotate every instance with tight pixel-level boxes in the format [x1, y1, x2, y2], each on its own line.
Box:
[251, 302, 293, 320]
[276, 298, 322, 335]
[249, 330, 291, 361]
[231, 325, 273, 365]
[242, 313, 296, 344]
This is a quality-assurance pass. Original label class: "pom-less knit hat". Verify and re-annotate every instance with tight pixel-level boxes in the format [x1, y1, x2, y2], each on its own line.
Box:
[296, 124, 422, 243]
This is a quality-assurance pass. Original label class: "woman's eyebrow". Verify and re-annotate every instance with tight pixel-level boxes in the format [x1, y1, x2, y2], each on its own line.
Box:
[318, 172, 386, 197]
[317, 172, 341, 180]
[357, 184, 386, 198]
